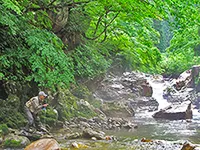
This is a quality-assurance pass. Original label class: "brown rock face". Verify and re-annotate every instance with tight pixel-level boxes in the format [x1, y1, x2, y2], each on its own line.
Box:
[24, 138, 60, 150]
[181, 142, 195, 150]
[141, 81, 153, 97]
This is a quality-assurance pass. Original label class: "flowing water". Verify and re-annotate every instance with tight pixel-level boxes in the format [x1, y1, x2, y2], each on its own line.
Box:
[108, 76, 200, 143]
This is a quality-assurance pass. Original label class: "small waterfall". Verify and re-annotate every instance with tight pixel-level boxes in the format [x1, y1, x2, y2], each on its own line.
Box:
[147, 76, 171, 110]
[147, 75, 200, 121]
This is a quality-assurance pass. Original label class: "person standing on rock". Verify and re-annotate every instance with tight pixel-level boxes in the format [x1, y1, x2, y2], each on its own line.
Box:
[24, 91, 48, 132]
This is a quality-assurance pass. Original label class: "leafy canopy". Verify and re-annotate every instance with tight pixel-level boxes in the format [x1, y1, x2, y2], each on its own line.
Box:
[0, 0, 200, 88]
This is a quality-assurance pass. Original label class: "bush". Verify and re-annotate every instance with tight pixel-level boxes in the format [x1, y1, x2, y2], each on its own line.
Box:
[39, 107, 58, 126]
[3, 139, 21, 148]
[0, 124, 9, 136]
[160, 49, 200, 77]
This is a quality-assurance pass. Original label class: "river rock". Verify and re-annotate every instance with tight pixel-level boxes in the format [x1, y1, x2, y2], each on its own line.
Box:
[130, 97, 159, 112]
[4, 134, 30, 148]
[71, 142, 88, 148]
[82, 128, 105, 140]
[163, 66, 200, 105]
[101, 100, 134, 118]
[175, 69, 192, 90]
[141, 80, 153, 97]
[24, 138, 60, 150]
[126, 139, 185, 150]
[69, 117, 137, 131]
[80, 121, 91, 128]
[181, 141, 196, 150]
[180, 141, 200, 150]
[65, 132, 82, 139]
[153, 101, 192, 120]
[19, 129, 48, 141]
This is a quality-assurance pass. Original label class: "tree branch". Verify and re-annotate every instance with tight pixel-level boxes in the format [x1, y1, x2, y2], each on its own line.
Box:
[93, 14, 103, 36]
[47, 0, 58, 7]
[100, 9, 108, 43]
[83, 11, 120, 41]
[93, 9, 110, 36]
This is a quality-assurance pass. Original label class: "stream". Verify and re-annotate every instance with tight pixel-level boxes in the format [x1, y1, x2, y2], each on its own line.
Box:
[107, 77, 200, 143]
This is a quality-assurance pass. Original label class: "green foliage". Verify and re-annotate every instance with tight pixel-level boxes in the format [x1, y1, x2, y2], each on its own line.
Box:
[3, 139, 21, 148]
[107, 18, 161, 72]
[154, 20, 173, 52]
[0, 124, 9, 136]
[1, 0, 200, 88]
[0, 3, 75, 89]
[158, 24, 200, 76]
[71, 42, 111, 78]
[24, 29, 75, 88]
[39, 107, 58, 126]
[160, 51, 200, 76]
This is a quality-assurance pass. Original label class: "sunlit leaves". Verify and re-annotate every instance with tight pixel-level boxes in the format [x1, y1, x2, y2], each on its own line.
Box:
[24, 29, 74, 87]
[2, 0, 22, 15]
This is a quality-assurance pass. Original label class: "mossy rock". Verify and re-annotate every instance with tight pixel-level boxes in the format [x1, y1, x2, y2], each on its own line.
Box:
[3, 139, 22, 148]
[55, 87, 79, 120]
[55, 87, 98, 121]
[3, 134, 30, 148]
[0, 95, 26, 128]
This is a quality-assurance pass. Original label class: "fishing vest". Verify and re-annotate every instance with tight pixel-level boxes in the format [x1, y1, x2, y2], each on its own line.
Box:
[25, 96, 40, 113]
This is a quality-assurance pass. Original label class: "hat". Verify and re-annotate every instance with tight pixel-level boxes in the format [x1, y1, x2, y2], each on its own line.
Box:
[38, 91, 47, 97]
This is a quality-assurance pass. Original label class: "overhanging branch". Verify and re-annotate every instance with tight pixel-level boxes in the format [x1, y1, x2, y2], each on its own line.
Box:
[83, 11, 120, 41]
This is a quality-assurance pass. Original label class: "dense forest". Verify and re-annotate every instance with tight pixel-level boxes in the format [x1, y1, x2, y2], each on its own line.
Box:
[0, 0, 199, 89]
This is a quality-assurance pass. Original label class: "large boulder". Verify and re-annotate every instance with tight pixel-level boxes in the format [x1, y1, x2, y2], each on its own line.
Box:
[130, 97, 159, 112]
[94, 72, 151, 101]
[153, 101, 192, 120]
[82, 128, 105, 140]
[175, 69, 192, 90]
[24, 138, 60, 150]
[94, 71, 156, 114]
